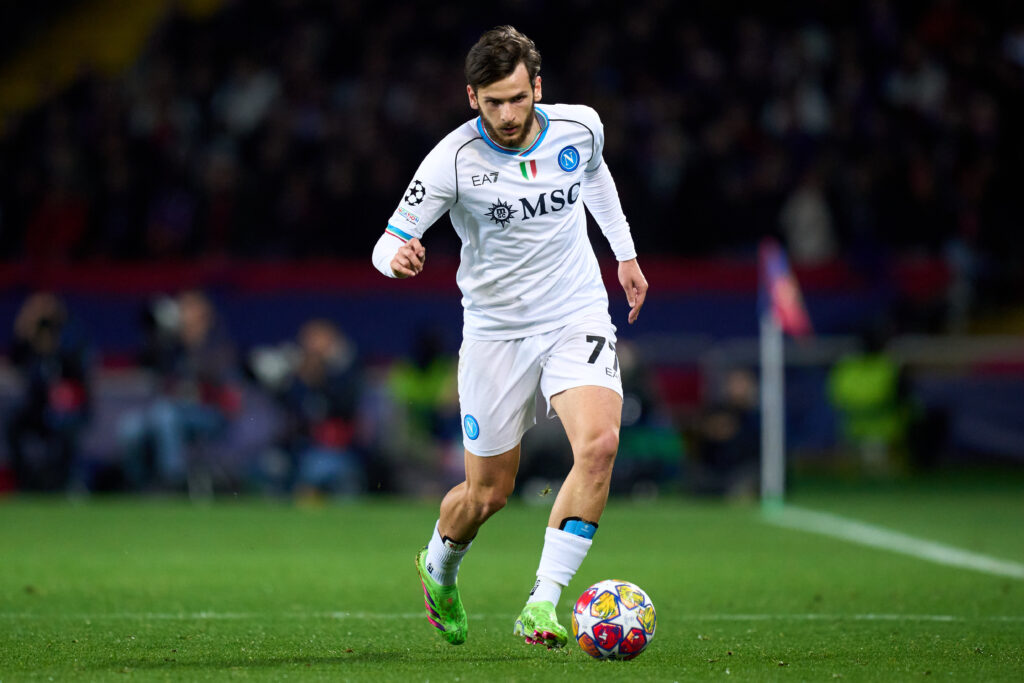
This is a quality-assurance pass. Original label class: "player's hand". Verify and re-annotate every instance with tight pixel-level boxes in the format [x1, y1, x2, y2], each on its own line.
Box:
[391, 238, 426, 278]
[618, 258, 648, 324]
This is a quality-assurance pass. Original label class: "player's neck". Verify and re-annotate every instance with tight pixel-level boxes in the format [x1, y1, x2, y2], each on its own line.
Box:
[517, 112, 543, 151]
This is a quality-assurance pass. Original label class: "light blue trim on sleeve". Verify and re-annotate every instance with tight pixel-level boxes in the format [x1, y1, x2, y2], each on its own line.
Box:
[386, 224, 414, 241]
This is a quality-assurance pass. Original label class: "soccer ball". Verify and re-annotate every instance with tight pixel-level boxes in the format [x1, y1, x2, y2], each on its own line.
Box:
[572, 579, 656, 660]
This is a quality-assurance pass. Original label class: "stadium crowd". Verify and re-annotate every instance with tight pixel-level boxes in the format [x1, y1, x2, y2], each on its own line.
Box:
[2, 0, 1024, 495]
[1, 2, 1022, 288]
[2, 289, 695, 499]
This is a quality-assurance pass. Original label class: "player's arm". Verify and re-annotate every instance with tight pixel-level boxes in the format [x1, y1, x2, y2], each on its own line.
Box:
[372, 141, 455, 280]
[617, 257, 648, 325]
[373, 227, 426, 278]
[582, 161, 648, 324]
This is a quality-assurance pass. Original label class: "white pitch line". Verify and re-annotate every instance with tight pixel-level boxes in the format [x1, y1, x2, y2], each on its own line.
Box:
[0, 612, 1022, 623]
[686, 613, 1024, 623]
[764, 505, 1024, 580]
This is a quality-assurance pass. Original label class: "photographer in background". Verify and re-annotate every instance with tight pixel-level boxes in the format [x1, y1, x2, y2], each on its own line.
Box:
[690, 367, 761, 499]
[248, 319, 367, 499]
[117, 290, 240, 491]
[5, 292, 93, 492]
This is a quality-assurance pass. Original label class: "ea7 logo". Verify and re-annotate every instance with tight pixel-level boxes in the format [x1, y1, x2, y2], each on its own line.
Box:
[472, 172, 499, 186]
[519, 182, 581, 220]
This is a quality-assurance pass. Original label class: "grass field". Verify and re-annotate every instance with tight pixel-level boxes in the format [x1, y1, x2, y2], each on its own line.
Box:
[2, 472, 1023, 681]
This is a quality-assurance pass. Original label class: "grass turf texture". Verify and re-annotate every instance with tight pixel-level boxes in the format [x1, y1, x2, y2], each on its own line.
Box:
[1, 474, 1022, 681]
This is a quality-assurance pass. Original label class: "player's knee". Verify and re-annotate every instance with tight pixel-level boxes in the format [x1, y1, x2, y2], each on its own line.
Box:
[467, 485, 509, 522]
[578, 429, 619, 479]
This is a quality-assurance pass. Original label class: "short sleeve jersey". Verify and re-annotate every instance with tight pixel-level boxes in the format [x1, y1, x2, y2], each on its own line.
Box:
[385, 104, 612, 341]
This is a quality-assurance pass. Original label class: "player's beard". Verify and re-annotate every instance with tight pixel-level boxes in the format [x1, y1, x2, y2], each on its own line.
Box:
[481, 101, 537, 150]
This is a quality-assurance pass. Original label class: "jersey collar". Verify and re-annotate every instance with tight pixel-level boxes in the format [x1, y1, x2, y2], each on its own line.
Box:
[477, 106, 549, 156]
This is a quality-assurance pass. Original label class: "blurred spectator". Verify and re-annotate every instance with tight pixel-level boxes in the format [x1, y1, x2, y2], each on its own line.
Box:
[779, 165, 838, 266]
[612, 341, 685, 497]
[884, 38, 948, 119]
[211, 56, 281, 137]
[689, 367, 761, 498]
[249, 319, 367, 498]
[383, 326, 460, 496]
[5, 293, 92, 491]
[117, 290, 240, 491]
[827, 323, 912, 474]
[24, 137, 89, 263]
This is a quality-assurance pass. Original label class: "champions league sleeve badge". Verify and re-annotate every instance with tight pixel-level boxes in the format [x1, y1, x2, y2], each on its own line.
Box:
[405, 180, 427, 206]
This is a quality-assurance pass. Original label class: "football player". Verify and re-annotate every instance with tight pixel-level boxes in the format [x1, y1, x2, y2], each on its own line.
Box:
[372, 25, 647, 649]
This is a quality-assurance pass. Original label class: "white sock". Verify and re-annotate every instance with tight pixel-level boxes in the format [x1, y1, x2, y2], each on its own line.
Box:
[526, 527, 593, 608]
[528, 575, 563, 605]
[424, 520, 472, 586]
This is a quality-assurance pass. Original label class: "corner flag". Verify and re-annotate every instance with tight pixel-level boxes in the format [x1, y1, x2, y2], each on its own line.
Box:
[757, 238, 811, 510]
[758, 238, 813, 337]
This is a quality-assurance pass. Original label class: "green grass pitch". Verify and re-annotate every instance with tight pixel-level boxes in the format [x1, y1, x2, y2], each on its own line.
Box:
[2, 474, 1023, 681]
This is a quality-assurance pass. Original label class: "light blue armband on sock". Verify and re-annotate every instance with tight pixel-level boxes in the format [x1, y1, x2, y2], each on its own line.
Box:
[559, 517, 598, 539]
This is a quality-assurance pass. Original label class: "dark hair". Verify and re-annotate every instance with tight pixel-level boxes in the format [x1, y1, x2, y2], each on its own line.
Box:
[465, 25, 541, 90]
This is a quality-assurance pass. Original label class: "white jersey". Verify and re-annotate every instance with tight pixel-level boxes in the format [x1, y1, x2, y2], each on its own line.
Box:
[385, 104, 627, 341]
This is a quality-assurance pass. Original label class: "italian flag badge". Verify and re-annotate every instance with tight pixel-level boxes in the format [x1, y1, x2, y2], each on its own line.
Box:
[519, 159, 538, 180]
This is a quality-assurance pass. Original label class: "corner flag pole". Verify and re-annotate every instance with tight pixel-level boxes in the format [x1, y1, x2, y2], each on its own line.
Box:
[759, 311, 785, 510]
[757, 239, 812, 511]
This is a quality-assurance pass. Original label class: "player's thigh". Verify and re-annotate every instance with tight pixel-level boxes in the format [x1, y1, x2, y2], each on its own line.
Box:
[540, 317, 623, 419]
[549, 385, 623, 454]
[458, 337, 542, 457]
[541, 317, 624, 455]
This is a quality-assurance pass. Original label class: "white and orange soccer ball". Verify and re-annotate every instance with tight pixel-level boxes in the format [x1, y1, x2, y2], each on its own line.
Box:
[571, 579, 656, 660]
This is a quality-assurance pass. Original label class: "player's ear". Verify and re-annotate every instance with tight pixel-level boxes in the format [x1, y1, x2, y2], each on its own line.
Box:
[467, 85, 479, 110]
[533, 75, 542, 102]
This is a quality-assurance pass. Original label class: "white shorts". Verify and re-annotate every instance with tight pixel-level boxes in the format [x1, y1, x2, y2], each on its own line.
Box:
[458, 316, 623, 456]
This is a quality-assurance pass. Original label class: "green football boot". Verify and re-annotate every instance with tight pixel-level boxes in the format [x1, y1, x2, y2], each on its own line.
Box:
[513, 600, 568, 649]
[415, 548, 467, 645]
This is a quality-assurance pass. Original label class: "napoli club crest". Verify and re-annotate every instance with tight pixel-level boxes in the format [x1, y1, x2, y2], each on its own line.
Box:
[464, 415, 480, 440]
[558, 146, 580, 172]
